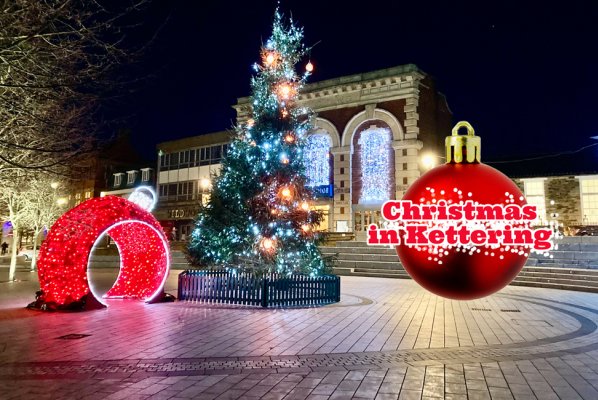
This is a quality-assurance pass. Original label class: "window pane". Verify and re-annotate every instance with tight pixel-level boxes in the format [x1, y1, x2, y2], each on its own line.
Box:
[170, 153, 178, 167]
[212, 145, 222, 161]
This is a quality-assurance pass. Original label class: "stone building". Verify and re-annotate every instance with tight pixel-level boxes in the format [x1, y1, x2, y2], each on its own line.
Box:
[234, 64, 452, 239]
[155, 64, 452, 239]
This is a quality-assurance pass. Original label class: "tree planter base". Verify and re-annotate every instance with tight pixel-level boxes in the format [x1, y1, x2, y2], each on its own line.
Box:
[178, 270, 340, 308]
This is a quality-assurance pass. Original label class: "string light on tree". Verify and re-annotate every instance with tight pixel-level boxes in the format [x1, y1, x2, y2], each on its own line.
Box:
[260, 237, 276, 254]
[280, 186, 292, 199]
[306, 61, 314, 72]
[277, 83, 295, 100]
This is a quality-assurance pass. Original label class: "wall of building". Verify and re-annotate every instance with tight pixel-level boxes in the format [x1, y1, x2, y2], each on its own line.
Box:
[515, 175, 593, 229]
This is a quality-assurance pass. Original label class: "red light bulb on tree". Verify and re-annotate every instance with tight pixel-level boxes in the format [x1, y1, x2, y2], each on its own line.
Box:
[396, 121, 529, 300]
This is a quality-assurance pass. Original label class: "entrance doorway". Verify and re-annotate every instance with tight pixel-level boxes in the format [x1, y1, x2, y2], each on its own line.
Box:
[353, 208, 383, 240]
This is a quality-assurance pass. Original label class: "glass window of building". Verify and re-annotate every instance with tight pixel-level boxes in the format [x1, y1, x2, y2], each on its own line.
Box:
[141, 169, 151, 182]
[580, 178, 598, 224]
[523, 179, 547, 225]
[126, 171, 136, 185]
[114, 173, 123, 187]
[159, 184, 168, 198]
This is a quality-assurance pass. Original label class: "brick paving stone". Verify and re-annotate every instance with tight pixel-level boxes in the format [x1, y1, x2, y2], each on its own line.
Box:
[242, 384, 273, 398]
[379, 381, 402, 394]
[354, 376, 384, 398]
[374, 393, 400, 400]
[398, 389, 423, 399]
[468, 390, 492, 400]
[445, 382, 467, 394]
[310, 383, 338, 395]
[444, 394, 468, 400]
[488, 387, 514, 400]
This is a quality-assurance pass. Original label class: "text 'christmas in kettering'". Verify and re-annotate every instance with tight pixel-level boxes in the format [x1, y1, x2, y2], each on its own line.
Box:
[367, 200, 554, 251]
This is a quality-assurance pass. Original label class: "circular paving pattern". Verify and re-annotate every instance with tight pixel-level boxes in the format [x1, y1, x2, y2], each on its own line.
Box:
[2, 291, 598, 380]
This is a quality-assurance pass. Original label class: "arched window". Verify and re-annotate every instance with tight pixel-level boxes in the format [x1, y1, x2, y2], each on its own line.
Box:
[304, 133, 331, 187]
[358, 127, 391, 203]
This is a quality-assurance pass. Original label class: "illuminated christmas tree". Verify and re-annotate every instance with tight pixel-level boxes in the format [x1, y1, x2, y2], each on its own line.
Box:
[187, 10, 329, 275]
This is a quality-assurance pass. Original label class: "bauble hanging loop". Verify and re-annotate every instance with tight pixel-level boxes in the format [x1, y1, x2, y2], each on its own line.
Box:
[445, 121, 481, 164]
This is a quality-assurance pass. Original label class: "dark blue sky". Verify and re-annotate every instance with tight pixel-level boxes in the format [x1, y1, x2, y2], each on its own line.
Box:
[117, 0, 598, 164]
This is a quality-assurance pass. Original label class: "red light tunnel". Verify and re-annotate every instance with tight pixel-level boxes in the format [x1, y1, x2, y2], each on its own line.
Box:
[37, 196, 170, 306]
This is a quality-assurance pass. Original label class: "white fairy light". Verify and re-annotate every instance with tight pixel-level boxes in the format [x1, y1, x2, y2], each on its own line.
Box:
[359, 127, 391, 203]
[304, 133, 331, 186]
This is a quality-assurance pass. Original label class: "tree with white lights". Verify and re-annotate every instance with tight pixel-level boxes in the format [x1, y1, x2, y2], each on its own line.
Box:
[0, 0, 151, 281]
[0, 172, 28, 281]
[187, 10, 330, 275]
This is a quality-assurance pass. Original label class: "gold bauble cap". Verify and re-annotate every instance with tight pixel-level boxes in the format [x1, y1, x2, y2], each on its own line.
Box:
[445, 121, 481, 163]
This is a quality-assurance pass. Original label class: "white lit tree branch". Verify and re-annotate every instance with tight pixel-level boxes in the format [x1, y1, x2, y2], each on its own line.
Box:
[0, 0, 154, 281]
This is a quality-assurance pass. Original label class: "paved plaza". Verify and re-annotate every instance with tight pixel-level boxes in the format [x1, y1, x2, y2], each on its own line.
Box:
[2, 267, 598, 399]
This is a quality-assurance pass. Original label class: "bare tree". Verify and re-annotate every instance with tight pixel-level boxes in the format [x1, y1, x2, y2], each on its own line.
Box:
[0, 0, 153, 280]
[0, 172, 29, 281]
[0, 0, 153, 175]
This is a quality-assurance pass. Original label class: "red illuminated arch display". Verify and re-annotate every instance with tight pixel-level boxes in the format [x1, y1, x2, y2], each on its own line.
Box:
[37, 196, 170, 307]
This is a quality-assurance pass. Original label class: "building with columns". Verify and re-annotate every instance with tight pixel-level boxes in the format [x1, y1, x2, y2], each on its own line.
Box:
[155, 64, 452, 239]
[235, 64, 451, 239]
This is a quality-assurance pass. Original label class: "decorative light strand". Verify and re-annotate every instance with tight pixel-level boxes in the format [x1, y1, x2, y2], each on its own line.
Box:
[304, 134, 332, 187]
[359, 127, 391, 203]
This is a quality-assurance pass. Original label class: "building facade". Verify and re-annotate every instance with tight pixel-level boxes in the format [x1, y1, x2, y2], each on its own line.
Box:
[65, 132, 148, 209]
[154, 131, 231, 240]
[155, 65, 452, 239]
[512, 174, 598, 230]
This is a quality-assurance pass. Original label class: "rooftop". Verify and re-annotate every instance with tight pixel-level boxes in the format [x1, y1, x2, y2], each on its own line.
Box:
[156, 130, 232, 152]
[235, 64, 426, 106]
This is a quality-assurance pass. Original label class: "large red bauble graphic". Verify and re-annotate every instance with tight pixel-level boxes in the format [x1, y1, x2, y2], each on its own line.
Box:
[397, 162, 528, 300]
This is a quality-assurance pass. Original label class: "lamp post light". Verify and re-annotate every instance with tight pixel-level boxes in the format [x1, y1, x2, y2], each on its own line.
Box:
[200, 178, 211, 191]
[420, 152, 445, 170]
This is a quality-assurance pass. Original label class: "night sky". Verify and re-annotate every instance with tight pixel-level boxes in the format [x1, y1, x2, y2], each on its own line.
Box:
[117, 0, 598, 166]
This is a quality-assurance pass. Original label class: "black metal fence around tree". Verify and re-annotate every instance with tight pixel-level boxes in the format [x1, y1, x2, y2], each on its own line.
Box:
[178, 270, 340, 307]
